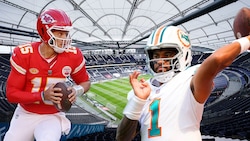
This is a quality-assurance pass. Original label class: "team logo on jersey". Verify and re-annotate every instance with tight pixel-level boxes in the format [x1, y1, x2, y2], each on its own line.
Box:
[62, 66, 72, 77]
[29, 68, 39, 74]
[41, 13, 57, 24]
[177, 29, 190, 48]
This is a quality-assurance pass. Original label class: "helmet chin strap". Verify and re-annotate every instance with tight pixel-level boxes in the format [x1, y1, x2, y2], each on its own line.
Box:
[52, 46, 65, 53]
[48, 38, 66, 53]
[149, 58, 178, 84]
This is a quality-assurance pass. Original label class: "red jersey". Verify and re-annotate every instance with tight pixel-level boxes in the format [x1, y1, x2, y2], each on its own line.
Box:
[6, 42, 89, 114]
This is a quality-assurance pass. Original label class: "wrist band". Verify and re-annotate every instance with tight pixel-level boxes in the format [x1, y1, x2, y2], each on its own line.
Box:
[233, 37, 250, 54]
[73, 85, 84, 96]
[41, 91, 53, 105]
[123, 95, 146, 120]
[41, 91, 45, 101]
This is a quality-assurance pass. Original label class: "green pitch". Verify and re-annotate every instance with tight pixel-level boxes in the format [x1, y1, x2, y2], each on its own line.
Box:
[86, 74, 152, 120]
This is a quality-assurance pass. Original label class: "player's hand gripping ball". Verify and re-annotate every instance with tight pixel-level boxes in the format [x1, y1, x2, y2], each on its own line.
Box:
[53, 82, 72, 112]
[233, 7, 250, 39]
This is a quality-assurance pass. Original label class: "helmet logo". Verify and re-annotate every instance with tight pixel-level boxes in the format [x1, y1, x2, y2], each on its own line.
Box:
[177, 29, 190, 48]
[41, 13, 57, 24]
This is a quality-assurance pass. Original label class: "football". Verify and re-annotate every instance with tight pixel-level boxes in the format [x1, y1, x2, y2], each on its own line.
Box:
[53, 82, 72, 112]
[233, 7, 250, 39]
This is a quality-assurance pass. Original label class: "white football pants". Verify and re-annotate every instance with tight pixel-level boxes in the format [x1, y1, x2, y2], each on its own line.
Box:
[3, 104, 71, 141]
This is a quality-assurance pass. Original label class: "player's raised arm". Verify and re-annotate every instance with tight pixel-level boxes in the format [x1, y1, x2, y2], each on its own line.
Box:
[191, 7, 250, 104]
[116, 71, 151, 141]
[191, 35, 250, 104]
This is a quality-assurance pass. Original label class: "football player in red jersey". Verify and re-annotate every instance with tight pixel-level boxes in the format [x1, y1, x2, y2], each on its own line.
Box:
[4, 9, 91, 141]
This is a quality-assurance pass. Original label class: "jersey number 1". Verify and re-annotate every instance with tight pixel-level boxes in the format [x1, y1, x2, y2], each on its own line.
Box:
[149, 99, 161, 137]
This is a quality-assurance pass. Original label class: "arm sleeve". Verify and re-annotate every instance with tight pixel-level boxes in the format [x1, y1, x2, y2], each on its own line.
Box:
[70, 48, 89, 84]
[6, 47, 42, 104]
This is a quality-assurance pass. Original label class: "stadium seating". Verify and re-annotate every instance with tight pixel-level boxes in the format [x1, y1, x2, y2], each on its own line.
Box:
[0, 55, 17, 123]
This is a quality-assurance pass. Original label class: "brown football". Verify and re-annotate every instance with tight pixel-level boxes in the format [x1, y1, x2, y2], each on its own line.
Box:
[53, 82, 72, 112]
[233, 7, 250, 39]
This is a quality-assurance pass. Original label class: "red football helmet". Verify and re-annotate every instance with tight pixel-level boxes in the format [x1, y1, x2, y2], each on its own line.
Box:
[37, 9, 72, 53]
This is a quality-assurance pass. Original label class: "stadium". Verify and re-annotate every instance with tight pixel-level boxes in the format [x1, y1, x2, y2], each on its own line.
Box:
[0, 0, 250, 141]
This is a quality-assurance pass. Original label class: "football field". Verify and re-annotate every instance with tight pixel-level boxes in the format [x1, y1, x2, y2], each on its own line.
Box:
[86, 74, 152, 120]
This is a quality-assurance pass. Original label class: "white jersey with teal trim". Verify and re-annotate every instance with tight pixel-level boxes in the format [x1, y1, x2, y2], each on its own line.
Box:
[127, 64, 204, 141]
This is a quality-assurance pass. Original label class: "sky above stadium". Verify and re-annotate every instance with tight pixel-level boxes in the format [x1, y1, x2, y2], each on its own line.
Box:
[0, 0, 249, 52]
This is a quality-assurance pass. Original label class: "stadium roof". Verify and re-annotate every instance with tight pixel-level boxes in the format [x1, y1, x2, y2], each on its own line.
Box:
[0, 0, 249, 52]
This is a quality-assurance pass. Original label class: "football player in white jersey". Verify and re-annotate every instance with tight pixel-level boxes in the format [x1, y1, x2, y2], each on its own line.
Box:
[116, 25, 250, 141]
